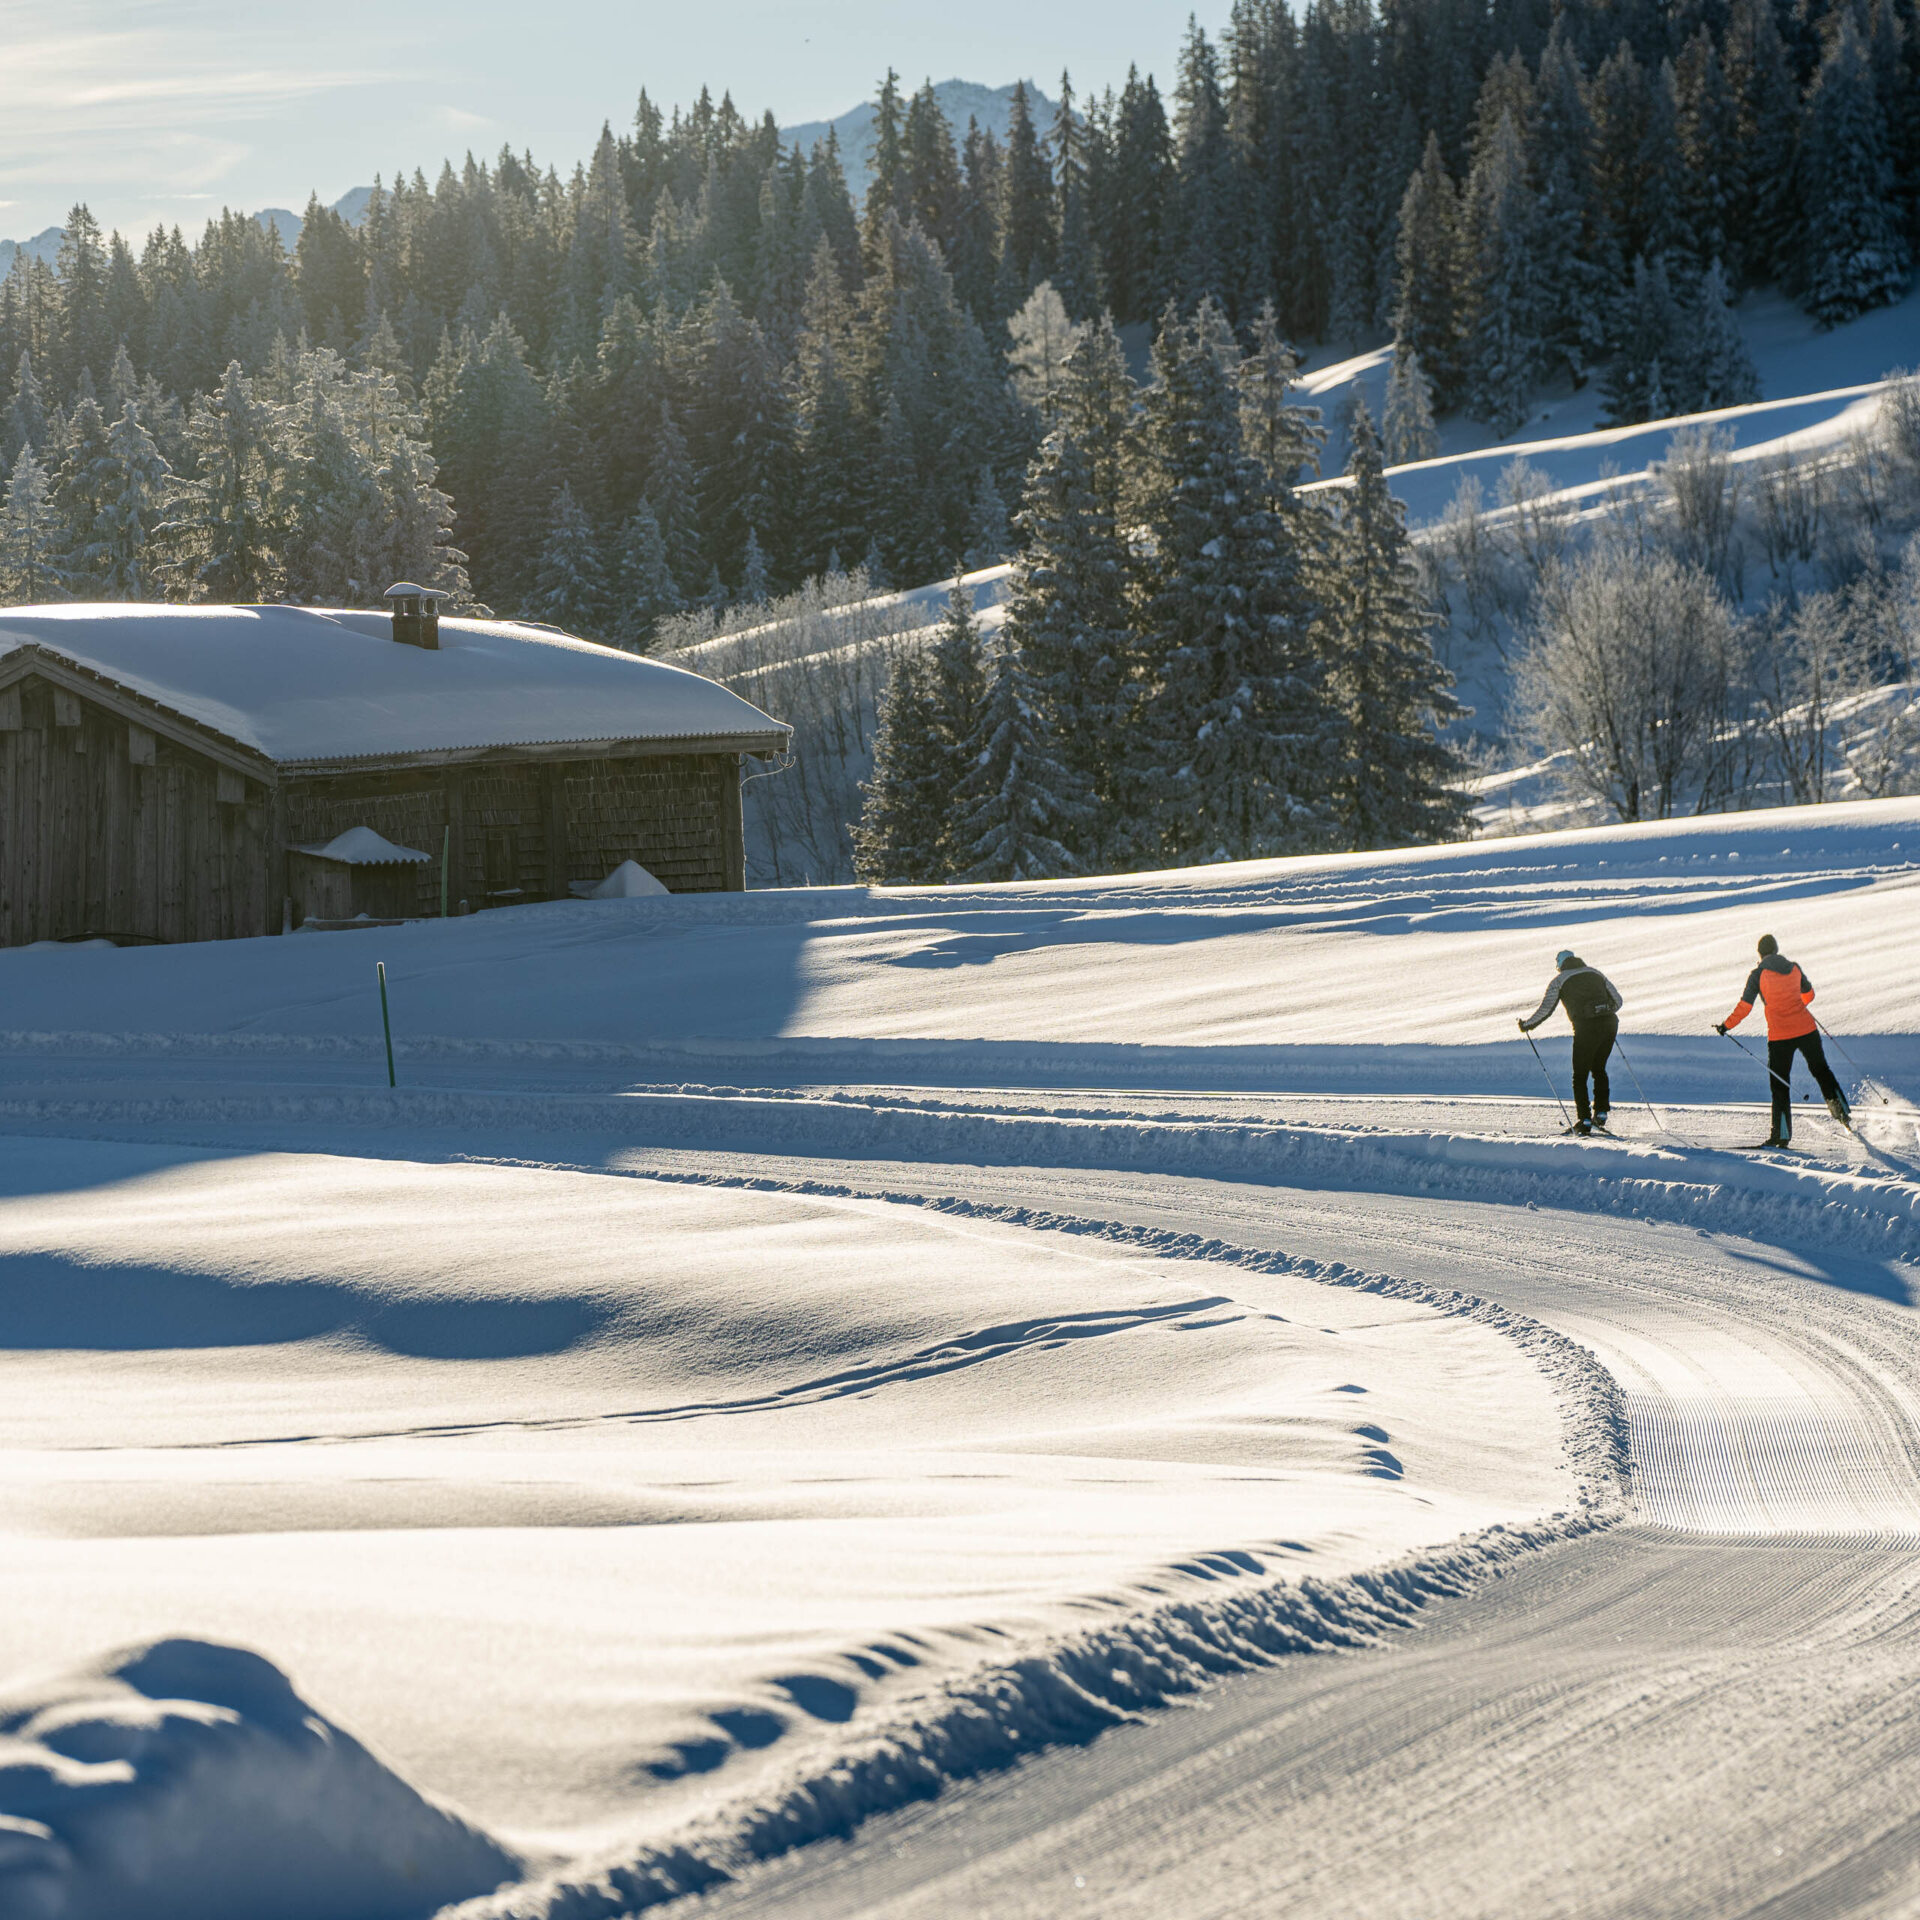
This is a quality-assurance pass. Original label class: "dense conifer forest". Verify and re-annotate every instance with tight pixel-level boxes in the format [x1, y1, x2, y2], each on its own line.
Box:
[0, 0, 1913, 877]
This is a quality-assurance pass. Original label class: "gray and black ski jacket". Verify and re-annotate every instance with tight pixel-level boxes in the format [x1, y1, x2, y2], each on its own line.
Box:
[1520, 961, 1624, 1033]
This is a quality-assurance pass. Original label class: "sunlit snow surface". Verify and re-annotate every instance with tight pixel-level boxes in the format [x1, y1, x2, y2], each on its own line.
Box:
[2, 797, 1918, 1913]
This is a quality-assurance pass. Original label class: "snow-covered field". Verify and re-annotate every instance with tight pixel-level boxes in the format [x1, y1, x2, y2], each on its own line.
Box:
[3, 798, 1919, 1917]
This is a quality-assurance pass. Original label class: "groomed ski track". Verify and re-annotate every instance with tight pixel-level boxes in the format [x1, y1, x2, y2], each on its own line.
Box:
[614, 1143, 1920, 1920]
[9, 1057, 1920, 1914]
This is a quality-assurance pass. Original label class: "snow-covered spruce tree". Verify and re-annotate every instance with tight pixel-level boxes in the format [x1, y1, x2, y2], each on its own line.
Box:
[644, 397, 704, 593]
[1457, 112, 1543, 440]
[964, 467, 1011, 569]
[530, 483, 609, 638]
[1005, 281, 1084, 422]
[59, 398, 171, 600]
[739, 527, 771, 606]
[1315, 399, 1470, 849]
[0, 446, 69, 603]
[1129, 299, 1336, 867]
[1797, 9, 1911, 327]
[1235, 302, 1325, 498]
[4, 354, 50, 469]
[998, 325, 1138, 861]
[998, 82, 1058, 303]
[612, 500, 683, 649]
[1531, 20, 1603, 384]
[278, 359, 385, 606]
[1723, 0, 1800, 284]
[851, 648, 950, 883]
[1674, 29, 1744, 281]
[955, 621, 1090, 882]
[1683, 259, 1760, 411]
[1383, 348, 1439, 464]
[925, 582, 989, 869]
[371, 429, 469, 604]
[1392, 135, 1462, 409]
[156, 359, 280, 603]
[1602, 254, 1683, 426]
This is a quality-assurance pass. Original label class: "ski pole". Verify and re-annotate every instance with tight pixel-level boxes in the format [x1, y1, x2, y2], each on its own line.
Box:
[1717, 1023, 1793, 1099]
[1612, 1034, 1665, 1131]
[1813, 1014, 1892, 1104]
[1521, 1023, 1572, 1129]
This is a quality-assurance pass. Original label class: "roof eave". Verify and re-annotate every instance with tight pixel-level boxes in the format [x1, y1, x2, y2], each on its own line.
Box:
[276, 728, 792, 776]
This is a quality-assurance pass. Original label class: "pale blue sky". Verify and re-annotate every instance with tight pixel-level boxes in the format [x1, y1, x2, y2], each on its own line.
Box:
[0, 0, 1206, 242]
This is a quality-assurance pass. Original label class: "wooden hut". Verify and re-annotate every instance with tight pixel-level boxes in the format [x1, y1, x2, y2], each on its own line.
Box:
[0, 598, 789, 947]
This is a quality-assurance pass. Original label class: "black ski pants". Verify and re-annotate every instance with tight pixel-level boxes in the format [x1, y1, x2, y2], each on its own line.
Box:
[1572, 1016, 1616, 1123]
[1767, 1030, 1842, 1139]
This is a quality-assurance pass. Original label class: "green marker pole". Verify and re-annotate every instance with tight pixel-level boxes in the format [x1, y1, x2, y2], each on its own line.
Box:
[441, 825, 450, 918]
[377, 960, 396, 1088]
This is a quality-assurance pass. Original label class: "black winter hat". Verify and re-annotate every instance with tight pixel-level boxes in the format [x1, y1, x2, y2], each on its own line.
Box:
[1758, 934, 1778, 957]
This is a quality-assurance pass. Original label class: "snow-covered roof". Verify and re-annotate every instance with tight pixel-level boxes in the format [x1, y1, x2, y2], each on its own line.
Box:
[294, 826, 432, 865]
[0, 604, 789, 765]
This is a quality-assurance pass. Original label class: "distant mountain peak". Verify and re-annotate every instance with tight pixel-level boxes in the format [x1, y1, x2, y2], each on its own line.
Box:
[780, 79, 1056, 197]
[0, 187, 371, 272]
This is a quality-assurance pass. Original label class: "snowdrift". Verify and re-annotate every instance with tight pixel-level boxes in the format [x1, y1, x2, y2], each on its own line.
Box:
[0, 1637, 514, 1920]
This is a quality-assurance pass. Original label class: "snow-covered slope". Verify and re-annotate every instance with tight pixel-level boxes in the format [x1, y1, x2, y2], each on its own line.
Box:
[3, 799, 1916, 1917]
[1300, 283, 1920, 518]
[1, 798, 1910, 1089]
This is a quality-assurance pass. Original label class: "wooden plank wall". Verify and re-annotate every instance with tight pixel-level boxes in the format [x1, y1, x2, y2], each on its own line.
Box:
[0, 675, 273, 947]
[285, 751, 739, 909]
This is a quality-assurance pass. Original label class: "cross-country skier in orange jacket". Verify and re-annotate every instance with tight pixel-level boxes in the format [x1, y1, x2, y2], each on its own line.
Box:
[1717, 934, 1849, 1147]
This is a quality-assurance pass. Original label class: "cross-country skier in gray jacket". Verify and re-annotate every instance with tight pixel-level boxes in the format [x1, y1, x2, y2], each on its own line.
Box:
[1519, 949, 1625, 1133]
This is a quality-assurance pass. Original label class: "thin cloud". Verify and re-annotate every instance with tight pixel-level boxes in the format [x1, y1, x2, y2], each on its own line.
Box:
[67, 70, 382, 109]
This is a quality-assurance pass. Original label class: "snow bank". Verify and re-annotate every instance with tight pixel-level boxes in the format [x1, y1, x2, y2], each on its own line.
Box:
[433, 1173, 1627, 1920]
[3, 1077, 1912, 1262]
[0, 1637, 514, 1920]
[589, 860, 667, 899]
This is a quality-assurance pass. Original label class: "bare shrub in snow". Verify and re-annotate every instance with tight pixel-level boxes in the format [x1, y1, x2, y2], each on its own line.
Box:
[1755, 451, 1829, 588]
[1496, 459, 1577, 588]
[1824, 536, 1920, 798]
[1430, 476, 1522, 657]
[1660, 426, 1743, 591]
[1834, 425, 1889, 539]
[1516, 546, 1743, 820]
[657, 567, 936, 885]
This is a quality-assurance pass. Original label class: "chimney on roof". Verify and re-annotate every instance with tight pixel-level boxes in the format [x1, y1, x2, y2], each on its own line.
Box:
[384, 582, 448, 650]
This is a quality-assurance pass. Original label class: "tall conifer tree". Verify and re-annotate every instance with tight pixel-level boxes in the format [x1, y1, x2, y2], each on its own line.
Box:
[1315, 399, 1469, 848]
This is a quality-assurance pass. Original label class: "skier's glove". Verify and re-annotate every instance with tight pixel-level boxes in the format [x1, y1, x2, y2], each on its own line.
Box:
[1516, 1018, 1527, 1032]
[1714, 1022, 1728, 1036]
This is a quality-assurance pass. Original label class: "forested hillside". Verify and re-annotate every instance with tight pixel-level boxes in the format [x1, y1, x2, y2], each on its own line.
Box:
[2, 0, 1914, 625]
[0, 0, 1915, 882]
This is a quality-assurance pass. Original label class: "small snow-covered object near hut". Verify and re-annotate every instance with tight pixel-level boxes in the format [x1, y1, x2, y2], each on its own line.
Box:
[589, 858, 670, 898]
[287, 826, 433, 926]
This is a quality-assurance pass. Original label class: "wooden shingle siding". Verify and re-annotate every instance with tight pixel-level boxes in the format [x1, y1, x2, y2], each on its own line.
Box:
[280, 751, 737, 915]
[557, 753, 731, 894]
[0, 674, 273, 946]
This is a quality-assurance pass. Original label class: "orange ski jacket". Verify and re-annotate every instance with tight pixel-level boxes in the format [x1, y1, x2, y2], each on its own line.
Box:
[1724, 954, 1817, 1040]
